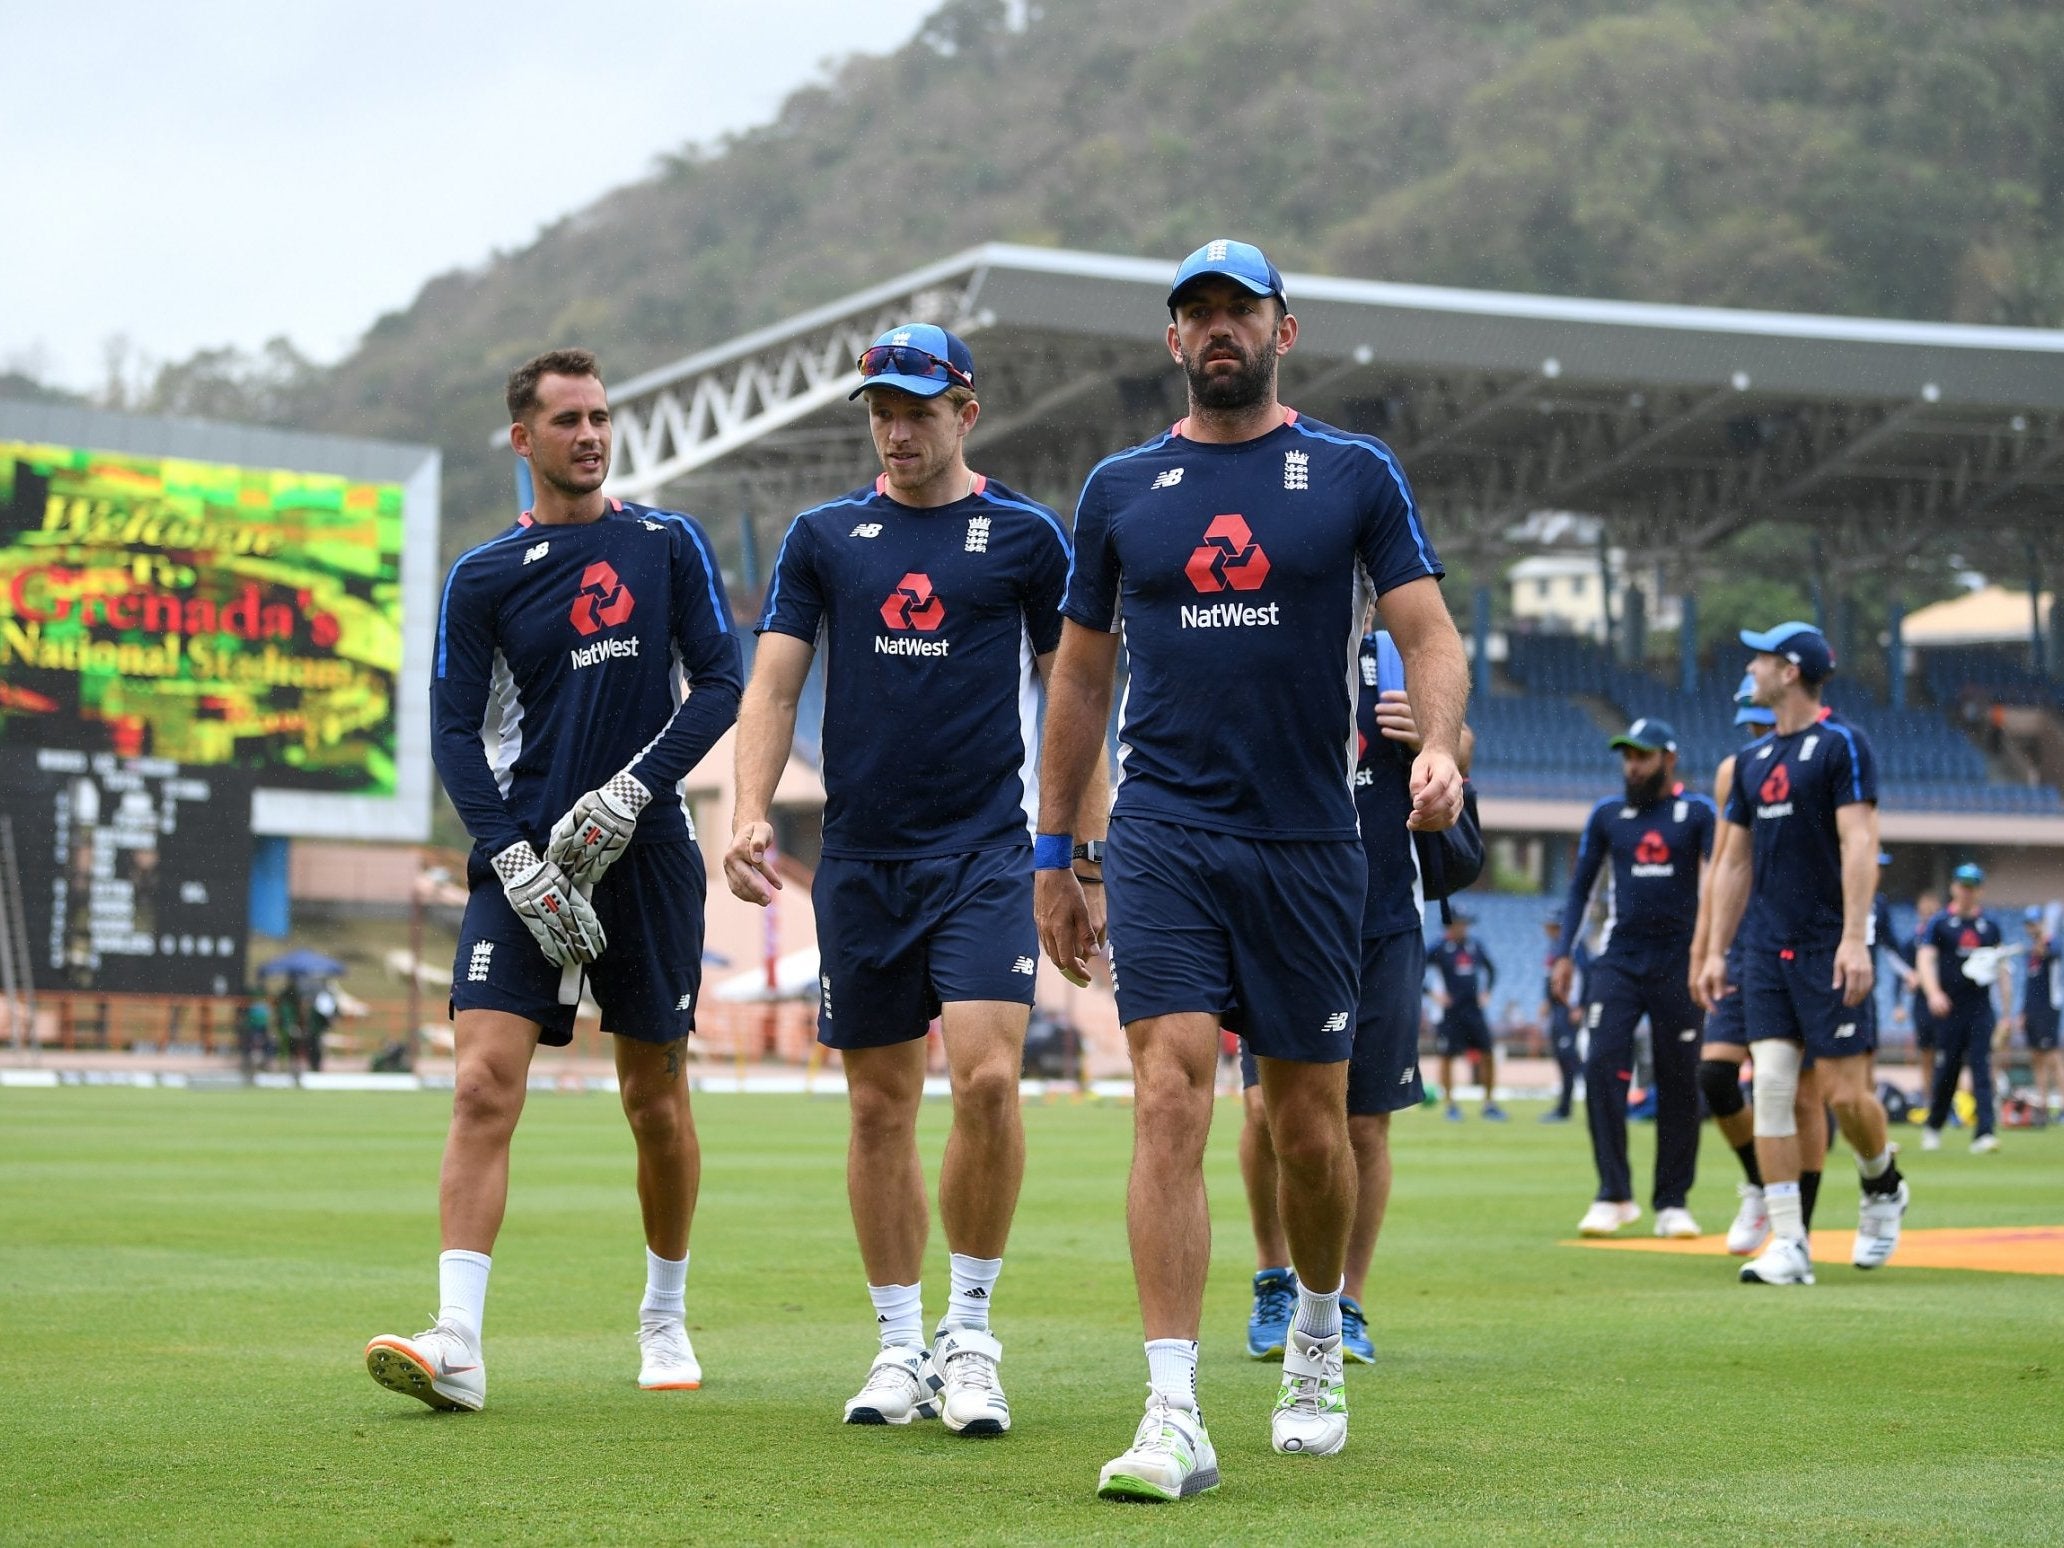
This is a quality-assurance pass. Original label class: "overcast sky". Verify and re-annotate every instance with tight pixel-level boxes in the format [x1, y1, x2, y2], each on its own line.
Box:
[4, 1, 935, 391]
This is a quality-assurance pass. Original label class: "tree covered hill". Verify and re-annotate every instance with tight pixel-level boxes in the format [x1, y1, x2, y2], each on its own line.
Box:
[96, 0, 2064, 557]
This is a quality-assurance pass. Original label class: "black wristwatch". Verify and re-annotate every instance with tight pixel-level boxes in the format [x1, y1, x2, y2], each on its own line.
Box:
[1072, 840, 1105, 866]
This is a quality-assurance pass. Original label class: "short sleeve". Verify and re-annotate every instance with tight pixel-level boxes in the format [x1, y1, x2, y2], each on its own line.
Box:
[1354, 442, 1443, 599]
[668, 513, 735, 643]
[1724, 769, 1752, 827]
[758, 515, 825, 642]
[1020, 508, 1071, 656]
[1060, 470, 1120, 632]
[1832, 725, 1877, 807]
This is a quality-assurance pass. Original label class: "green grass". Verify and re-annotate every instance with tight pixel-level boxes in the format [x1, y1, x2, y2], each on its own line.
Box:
[4, 1090, 2061, 1545]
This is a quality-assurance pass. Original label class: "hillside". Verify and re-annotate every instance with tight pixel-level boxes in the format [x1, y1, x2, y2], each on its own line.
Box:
[68, 0, 2064, 558]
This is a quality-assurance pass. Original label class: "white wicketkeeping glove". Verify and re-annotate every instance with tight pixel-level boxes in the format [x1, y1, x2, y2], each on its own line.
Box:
[547, 770, 652, 887]
[493, 841, 606, 967]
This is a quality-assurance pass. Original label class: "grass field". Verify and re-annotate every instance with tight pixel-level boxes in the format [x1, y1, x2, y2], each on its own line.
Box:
[5, 1088, 2061, 1545]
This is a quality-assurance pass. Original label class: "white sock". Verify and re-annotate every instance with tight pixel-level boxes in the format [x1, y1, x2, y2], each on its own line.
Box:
[1144, 1338, 1199, 1407]
[1766, 1180, 1805, 1243]
[438, 1250, 491, 1343]
[641, 1247, 688, 1322]
[868, 1281, 924, 1350]
[1858, 1147, 1893, 1181]
[944, 1253, 1002, 1331]
[1293, 1278, 1343, 1341]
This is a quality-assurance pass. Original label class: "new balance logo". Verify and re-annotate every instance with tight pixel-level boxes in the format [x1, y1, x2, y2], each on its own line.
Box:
[1321, 1011, 1350, 1033]
[1012, 956, 1036, 975]
[675, 993, 694, 1011]
[1678, 1029, 1699, 1043]
[467, 942, 494, 983]
[1835, 1022, 1857, 1039]
[964, 515, 991, 553]
[1151, 467, 1185, 490]
[1283, 450, 1309, 490]
[522, 541, 550, 565]
[1400, 1065, 1416, 1084]
[640, 519, 663, 532]
[850, 522, 883, 538]
[820, 975, 833, 1018]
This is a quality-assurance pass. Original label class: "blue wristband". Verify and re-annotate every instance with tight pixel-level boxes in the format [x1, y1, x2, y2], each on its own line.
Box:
[1033, 833, 1074, 871]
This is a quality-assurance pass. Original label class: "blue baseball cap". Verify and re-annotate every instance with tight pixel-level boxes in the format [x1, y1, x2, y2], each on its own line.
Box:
[1740, 621, 1835, 682]
[850, 323, 976, 400]
[2024, 905, 2044, 924]
[1609, 716, 1677, 753]
[1167, 239, 1287, 310]
[1952, 862, 1985, 886]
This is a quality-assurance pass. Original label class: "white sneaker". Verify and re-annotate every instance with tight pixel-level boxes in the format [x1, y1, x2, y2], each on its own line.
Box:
[1920, 1127, 1942, 1152]
[931, 1326, 1010, 1435]
[1739, 1235, 1815, 1286]
[1971, 1133, 2001, 1154]
[1653, 1206, 1701, 1239]
[1852, 1179, 1910, 1269]
[842, 1344, 940, 1425]
[1726, 1184, 1770, 1256]
[637, 1316, 702, 1390]
[1271, 1328, 1348, 1456]
[1577, 1200, 1641, 1236]
[1097, 1392, 1220, 1501]
[364, 1320, 485, 1412]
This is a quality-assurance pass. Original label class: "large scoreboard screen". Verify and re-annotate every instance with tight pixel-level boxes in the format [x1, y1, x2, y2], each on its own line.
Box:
[0, 404, 437, 841]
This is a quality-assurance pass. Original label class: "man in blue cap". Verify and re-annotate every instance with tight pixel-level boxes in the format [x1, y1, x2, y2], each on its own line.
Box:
[1036, 237, 1466, 1498]
[1551, 717, 1715, 1238]
[2016, 904, 2062, 1116]
[1699, 621, 1909, 1284]
[1916, 863, 2007, 1151]
[727, 323, 1106, 1435]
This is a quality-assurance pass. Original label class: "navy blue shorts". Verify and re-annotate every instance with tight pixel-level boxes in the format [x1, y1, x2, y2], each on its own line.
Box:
[1739, 943, 1878, 1062]
[813, 846, 1036, 1050]
[1909, 993, 1938, 1051]
[1702, 983, 1749, 1050]
[1435, 1005, 1492, 1057]
[1104, 816, 1360, 1064]
[2028, 1014, 2061, 1053]
[1240, 928, 1429, 1115]
[450, 840, 705, 1046]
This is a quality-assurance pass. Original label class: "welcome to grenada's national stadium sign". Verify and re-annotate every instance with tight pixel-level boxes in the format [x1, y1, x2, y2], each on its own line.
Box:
[0, 440, 404, 796]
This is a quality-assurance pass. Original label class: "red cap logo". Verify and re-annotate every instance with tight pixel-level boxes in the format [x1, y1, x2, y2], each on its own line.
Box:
[569, 561, 635, 636]
[1635, 830, 1671, 864]
[1184, 514, 1270, 594]
[1759, 763, 1791, 804]
[880, 573, 945, 631]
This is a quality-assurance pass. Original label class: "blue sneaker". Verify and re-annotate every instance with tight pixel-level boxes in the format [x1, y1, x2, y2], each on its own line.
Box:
[1539, 1108, 1572, 1123]
[1445, 1105, 1464, 1122]
[1246, 1267, 1296, 1359]
[1339, 1296, 1376, 1364]
[1482, 1104, 1510, 1122]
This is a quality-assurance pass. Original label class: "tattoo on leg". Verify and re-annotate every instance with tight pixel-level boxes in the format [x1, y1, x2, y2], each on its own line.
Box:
[664, 1041, 683, 1079]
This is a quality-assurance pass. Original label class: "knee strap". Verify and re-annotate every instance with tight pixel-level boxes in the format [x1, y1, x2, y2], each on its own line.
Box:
[1698, 1058, 1746, 1118]
[1750, 1039, 1801, 1137]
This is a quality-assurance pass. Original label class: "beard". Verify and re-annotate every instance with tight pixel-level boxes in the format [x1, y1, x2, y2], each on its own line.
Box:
[1624, 767, 1669, 806]
[1181, 332, 1278, 411]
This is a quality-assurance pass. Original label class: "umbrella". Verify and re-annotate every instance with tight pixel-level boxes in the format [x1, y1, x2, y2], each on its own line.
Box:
[256, 949, 346, 980]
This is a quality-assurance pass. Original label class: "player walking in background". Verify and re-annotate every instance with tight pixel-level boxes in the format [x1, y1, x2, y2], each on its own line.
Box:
[1903, 888, 1943, 1095]
[1917, 864, 2007, 1153]
[1551, 719, 1713, 1238]
[1698, 623, 1908, 1286]
[1035, 239, 1466, 1500]
[1430, 913, 1505, 1121]
[2016, 906, 2062, 1115]
[366, 349, 742, 1410]
[725, 325, 1099, 1437]
[1538, 917, 1583, 1124]
[1235, 632, 1475, 1365]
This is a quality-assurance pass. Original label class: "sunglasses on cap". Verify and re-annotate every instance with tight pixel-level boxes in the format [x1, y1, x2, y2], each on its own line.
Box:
[856, 344, 973, 388]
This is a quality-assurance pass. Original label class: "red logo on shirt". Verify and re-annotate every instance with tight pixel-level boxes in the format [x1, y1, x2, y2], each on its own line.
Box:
[1184, 514, 1271, 593]
[1759, 763, 1791, 804]
[569, 561, 635, 636]
[1635, 830, 1670, 865]
[1960, 928, 1981, 950]
[880, 573, 945, 631]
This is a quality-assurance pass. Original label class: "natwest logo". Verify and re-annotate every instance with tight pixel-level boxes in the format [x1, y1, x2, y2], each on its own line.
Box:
[1759, 763, 1791, 804]
[880, 573, 945, 632]
[1184, 514, 1270, 594]
[570, 561, 635, 636]
[1631, 829, 1675, 876]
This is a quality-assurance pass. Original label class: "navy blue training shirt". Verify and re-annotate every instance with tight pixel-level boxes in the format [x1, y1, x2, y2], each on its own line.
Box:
[1063, 410, 1442, 841]
[1430, 936, 1494, 1007]
[759, 474, 1069, 860]
[1557, 786, 1715, 959]
[1354, 631, 1426, 938]
[1923, 909, 2005, 1011]
[1723, 712, 1878, 948]
[433, 499, 742, 861]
